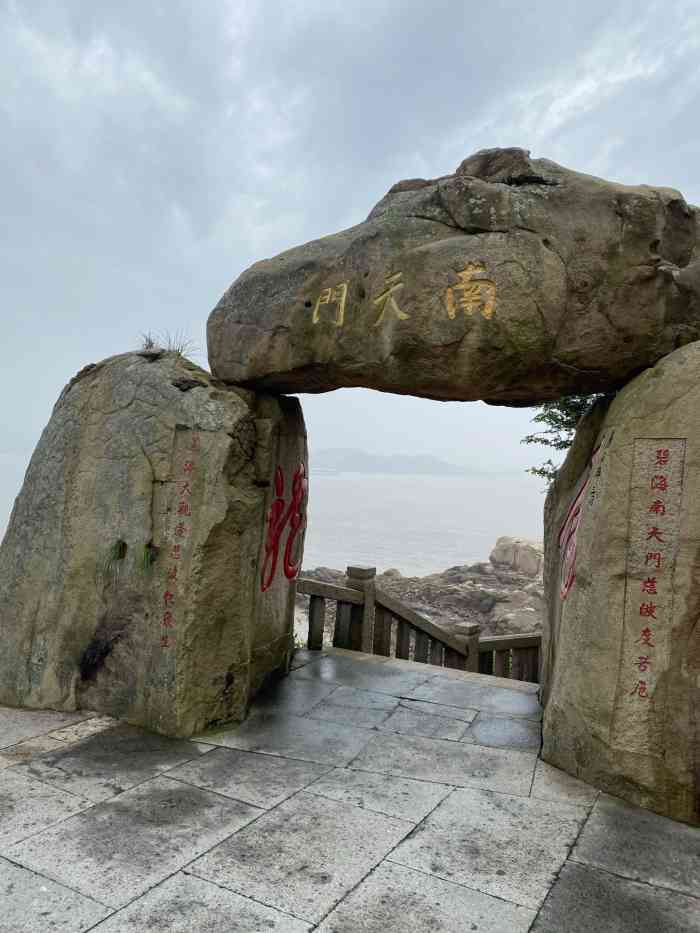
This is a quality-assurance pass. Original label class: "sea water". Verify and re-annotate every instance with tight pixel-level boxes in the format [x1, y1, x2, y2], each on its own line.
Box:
[302, 471, 546, 577]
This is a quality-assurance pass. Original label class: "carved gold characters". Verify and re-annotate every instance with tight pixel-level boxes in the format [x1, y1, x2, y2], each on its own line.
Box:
[445, 262, 496, 320]
[308, 262, 497, 329]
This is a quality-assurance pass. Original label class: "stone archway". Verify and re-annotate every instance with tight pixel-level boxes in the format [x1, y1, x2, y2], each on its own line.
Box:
[207, 147, 700, 824]
[2, 148, 698, 822]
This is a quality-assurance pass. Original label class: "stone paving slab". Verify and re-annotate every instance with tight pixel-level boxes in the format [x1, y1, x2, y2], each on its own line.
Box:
[406, 679, 543, 720]
[3, 651, 699, 933]
[571, 793, 700, 897]
[316, 685, 400, 711]
[378, 705, 470, 741]
[197, 711, 375, 766]
[306, 767, 451, 822]
[46, 716, 120, 744]
[306, 699, 394, 730]
[253, 677, 339, 715]
[0, 736, 67, 771]
[398, 697, 478, 723]
[0, 855, 111, 933]
[316, 859, 537, 932]
[390, 786, 589, 910]
[352, 731, 536, 796]
[291, 655, 432, 696]
[167, 747, 331, 809]
[95, 872, 312, 932]
[462, 713, 542, 751]
[381, 656, 541, 693]
[4, 776, 262, 909]
[531, 759, 599, 808]
[14, 724, 211, 802]
[531, 861, 700, 932]
[190, 791, 413, 923]
[0, 707, 94, 749]
[289, 648, 324, 671]
[0, 768, 93, 847]
[305, 686, 398, 729]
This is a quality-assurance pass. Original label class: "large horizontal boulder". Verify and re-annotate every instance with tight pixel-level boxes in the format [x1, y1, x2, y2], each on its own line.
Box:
[208, 148, 700, 403]
[541, 341, 700, 824]
[0, 352, 307, 737]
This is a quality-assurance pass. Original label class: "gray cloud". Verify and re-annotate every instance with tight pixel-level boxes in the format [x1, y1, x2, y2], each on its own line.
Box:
[2, 0, 698, 529]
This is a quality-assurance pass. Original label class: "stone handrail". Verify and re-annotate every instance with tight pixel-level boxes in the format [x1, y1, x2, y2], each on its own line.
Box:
[297, 567, 541, 683]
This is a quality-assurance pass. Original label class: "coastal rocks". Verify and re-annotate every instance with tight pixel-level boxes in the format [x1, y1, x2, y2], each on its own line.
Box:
[208, 147, 699, 404]
[490, 536, 543, 576]
[0, 352, 307, 737]
[296, 550, 544, 647]
[542, 341, 700, 824]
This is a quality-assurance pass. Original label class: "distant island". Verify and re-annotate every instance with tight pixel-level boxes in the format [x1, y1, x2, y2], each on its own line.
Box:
[311, 448, 466, 475]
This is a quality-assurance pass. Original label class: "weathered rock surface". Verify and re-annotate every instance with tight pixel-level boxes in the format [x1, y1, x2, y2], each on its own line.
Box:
[490, 536, 543, 576]
[296, 549, 544, 646]
[208, 147, 700, 403]
[542, 341, 700, 824]
[0, 352, 307, 737]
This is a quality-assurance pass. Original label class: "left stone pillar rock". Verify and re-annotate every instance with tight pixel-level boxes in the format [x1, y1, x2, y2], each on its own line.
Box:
[0, 351, 308, 737]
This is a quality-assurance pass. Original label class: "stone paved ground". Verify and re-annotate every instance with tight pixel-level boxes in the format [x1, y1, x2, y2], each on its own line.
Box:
[1, 648, 699, 932]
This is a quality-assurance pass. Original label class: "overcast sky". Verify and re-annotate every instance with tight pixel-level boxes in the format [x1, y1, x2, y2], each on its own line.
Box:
[2, 0, 699, 532]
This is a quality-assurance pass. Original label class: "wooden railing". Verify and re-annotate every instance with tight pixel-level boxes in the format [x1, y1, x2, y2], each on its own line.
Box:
[477, 634, 540, 682]
[296, 565, 541, 683]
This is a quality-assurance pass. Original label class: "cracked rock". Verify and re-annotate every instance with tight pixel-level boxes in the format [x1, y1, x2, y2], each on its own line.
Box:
[207, 147, 700, 403]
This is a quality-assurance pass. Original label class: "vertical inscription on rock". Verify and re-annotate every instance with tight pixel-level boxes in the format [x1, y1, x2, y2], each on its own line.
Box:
[611, 438, 686, 753]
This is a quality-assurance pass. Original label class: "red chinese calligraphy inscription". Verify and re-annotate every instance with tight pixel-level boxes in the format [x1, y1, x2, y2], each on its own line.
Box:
[558, 435, 612, 600]
[611, 437, 686, 752]
[260, 463, 307, 592]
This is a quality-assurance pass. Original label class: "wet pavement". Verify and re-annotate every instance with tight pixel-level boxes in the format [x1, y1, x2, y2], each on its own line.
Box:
[1, 648, 698, 931]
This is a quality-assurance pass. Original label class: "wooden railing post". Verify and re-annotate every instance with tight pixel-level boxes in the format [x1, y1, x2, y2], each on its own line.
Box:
[307, 595, 326, 650]
[334, 602, 352, 648]
[373, 606, 392, 656]
[346, 565, 376, 655]
[462, 623, 481, 673]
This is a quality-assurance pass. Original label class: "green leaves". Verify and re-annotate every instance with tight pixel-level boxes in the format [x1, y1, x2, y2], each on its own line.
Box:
[522, 394, 613, 483]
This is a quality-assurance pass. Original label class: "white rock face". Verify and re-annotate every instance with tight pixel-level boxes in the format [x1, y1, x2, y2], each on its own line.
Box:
[490, 537, 544, 577]
[0, 352, 307, 737]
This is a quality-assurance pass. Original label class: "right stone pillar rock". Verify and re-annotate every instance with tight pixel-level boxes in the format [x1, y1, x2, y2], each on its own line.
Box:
[541, 341, 700, 825]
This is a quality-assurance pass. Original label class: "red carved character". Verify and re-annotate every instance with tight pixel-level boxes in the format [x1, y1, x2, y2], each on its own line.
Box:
[260, 463, 308, 592]
[645, 552, 662, 569]
[651, 475, 668, 492]
[162, 611, 174, 628]
[174, 523, 187, 538]
[177, 501, 192, 517]
[648, 499, 666, 515]
[167, 566, 178, 581]
[637, 656, 651, 672]
[638, 627, 655, 647]
[179, 482, 192, 497]
[163, 590, 175, 607]
[558, 482, 588, 600]
[646, 527, 665, 543]
[183, 461, 195, 474]
[655, 448, 670, 467]
[160, 634, 173, 649]
[171, 544, 182, 560]
[630, 680, 650, 698]
[639, 602, 657, 619]
[641, 577, 657, 595]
